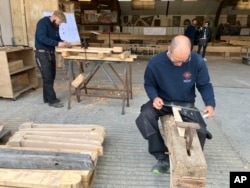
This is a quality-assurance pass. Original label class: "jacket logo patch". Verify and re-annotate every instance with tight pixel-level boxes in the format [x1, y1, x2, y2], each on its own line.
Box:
[183, 71, 191, 83]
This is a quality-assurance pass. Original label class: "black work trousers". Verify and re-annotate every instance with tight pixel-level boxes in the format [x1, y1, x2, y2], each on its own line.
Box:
[197, 39, 208, 58]
[135, 101, 208, 161]
[35, 51, 57, 104]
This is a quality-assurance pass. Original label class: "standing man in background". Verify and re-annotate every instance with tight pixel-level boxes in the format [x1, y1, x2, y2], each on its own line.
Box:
[197, 21, 211, 61]
[184, 18, 197, 51]
[35, 10, 71, 108]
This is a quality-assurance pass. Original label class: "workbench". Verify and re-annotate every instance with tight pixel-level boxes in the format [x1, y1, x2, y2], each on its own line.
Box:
[56, 47, 137, 114]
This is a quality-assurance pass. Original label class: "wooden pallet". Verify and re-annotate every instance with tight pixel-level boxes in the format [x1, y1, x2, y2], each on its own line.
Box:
[160, 107, 207, 188]
[0, 122, 106, 188]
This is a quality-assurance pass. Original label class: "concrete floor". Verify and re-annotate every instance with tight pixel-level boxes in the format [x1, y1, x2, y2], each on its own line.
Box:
[0, 55, 249, 187]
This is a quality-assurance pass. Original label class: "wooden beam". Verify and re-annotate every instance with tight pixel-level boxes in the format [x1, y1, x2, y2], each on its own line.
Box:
[0, 148, 93, 170]
[7, 138, 103, 156]
[56, 46, 123, 53]
[0, 169, 82, 188]
[227, 40, 250, 46]
[0, 145, 98, 167]
[172, 106, 185, 137]
[161, 115, 207, 188]
[221, 35, 250, 41]
[12, 131, 105, 142]
[19, 122, 106, 135]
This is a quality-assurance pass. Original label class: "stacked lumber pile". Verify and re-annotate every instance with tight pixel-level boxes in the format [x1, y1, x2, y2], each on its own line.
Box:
[56, 46, 137, 62]
[0, 122, 106, 188]
[221, 36, 250, 46]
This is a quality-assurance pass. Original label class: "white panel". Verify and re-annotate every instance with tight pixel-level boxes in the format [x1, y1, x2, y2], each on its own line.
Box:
[127, 27, 134, 34]
[122, 26, 128, 33]
[166, 27, 173, 35]
[138, 27, 144, 35]
[178, 27, 185, 34]
[172, 27, 179, 35]
[143, 27, 166, 35]
[0, 0, 14, 45]
[240, 28, 250, 36]
[133, 27, 139, 35]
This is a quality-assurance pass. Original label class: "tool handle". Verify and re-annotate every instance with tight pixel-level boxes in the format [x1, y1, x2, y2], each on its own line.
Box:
[202, 113, 209, 118]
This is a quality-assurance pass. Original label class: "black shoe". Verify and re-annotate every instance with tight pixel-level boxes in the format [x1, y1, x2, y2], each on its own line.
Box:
[49, 102, 64, 108]
[44, 98, 60, 103]
[206, 131, 213, 139]
[151, 159, 170, 174]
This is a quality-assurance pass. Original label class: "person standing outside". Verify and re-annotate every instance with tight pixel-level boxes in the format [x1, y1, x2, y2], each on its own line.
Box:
[135, 35, 215, 174]
[184, 18, 197, 51]
[35, 10, 71, 108]
[197, 21, 211, 61]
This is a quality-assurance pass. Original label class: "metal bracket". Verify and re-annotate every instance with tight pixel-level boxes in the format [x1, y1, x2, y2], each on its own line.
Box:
[176, 121, 200, 155]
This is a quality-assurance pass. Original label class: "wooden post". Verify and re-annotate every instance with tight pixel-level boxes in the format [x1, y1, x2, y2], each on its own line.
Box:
[160, 112, 207, 188]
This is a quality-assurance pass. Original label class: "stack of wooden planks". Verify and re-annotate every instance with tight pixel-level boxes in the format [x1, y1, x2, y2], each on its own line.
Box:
[221, 36, 250, 46]
[56, 46, 137, 62]
[0, 122, 106, 188]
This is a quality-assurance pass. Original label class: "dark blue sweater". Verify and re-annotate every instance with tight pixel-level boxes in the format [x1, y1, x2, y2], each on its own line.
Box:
[184, 25, 197, 40]
[35, 16, 63, 51]
[144, 51, 215, 107]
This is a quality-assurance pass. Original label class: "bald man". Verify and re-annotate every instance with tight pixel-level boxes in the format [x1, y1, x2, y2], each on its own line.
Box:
[135, 35, 215, 174]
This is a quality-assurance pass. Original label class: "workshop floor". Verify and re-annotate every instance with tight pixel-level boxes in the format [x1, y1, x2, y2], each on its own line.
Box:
[0, 56, 249, 188]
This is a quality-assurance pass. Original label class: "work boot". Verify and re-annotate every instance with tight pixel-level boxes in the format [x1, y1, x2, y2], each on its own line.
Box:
[151, 159, 170, 174]
[44, 98, 60, 103]
[206, 130, 213, 139]
[49, 102, 64, 108]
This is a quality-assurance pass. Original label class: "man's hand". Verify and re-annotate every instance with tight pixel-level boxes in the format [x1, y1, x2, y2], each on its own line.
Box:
[58, 41, 71, 48]
[153, 97, 164, 110]
[203, 105, 214, 118]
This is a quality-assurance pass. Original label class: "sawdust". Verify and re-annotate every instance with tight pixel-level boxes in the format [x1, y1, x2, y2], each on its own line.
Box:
[83, 97, 109, 109]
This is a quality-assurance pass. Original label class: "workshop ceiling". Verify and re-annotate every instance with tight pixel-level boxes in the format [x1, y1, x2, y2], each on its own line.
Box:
[118, 0, 250, 15]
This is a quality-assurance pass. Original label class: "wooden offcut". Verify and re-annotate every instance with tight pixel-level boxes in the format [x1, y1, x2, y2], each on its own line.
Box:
[71, 74, 85, 88]
[161, 111, 207, 188]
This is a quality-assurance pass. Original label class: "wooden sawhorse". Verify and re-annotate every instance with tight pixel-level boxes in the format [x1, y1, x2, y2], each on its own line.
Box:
[57, 47, 136, 114]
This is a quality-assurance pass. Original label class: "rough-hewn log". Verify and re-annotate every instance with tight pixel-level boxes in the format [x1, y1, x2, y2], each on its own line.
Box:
[161, 114, 207, 188]
[0, 148, 93, 170]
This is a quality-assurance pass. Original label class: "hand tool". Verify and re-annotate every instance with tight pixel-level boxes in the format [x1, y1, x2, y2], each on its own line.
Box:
[176, 122, 200, 155]
[163, 103, 208, 118]
[81, 37, 89, 67]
